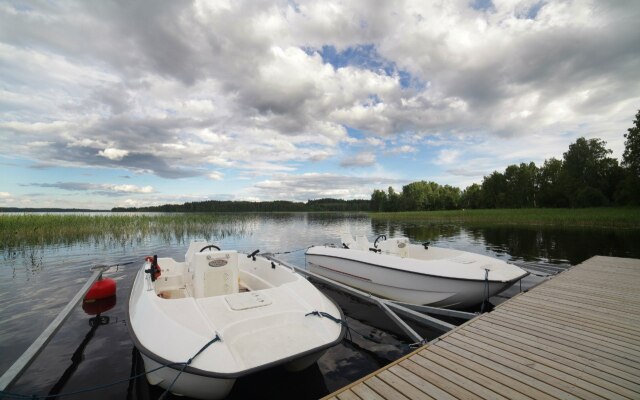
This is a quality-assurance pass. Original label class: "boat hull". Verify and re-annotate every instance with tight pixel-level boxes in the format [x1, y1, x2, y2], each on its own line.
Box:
[141, 354, 236, 400]
[306, 252, 522, 309]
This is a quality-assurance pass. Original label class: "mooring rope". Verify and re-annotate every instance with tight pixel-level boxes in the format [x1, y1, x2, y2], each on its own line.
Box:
[0, 333, 222, 400]
[304, 310, 435, 352]
[270, 245, 313, 255]
[480, 268, 490, 313]
[158, 333, 221, 400]
[305, 310, 397, 346]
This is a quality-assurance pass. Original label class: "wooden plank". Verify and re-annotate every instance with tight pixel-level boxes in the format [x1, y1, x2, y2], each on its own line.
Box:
[484, 310, 639, 359]
[422, 348, 533, 400]
[351, 383, 386, 400]
[525, 292, 640, 320]
[377, 369, 435, 400]
[545, 277, 639, 293]
[534, 286, 640, 309]
[428, 342, 560, 400]
[472, 319, 640, 377]
[563, 269, 640, 279]
[510, 296, 640, 333]
[532, 289, 640, 314]
[543, 284, 640, 301]
[540, 282, 640, 302]
[428, 345, 544, 399]
[336, 392, 361, 400]
[499, 303, 640, 347]
[564, 267, 640, 277]
[364, 376, 411, 400]
[411, 353, 510, 400]
[496, 307, 640, 352]
[500, 302, 640, 341]
[545, 275, 640, 289]
[462, 324, 640, 391]
[400, 359, 482, 399]
[455, 327, 640, 399]
[481, 315, 640, 368]
[389, 364, 458, 400]
[440, 337, 590, 400]
[486, 312, 640, 360]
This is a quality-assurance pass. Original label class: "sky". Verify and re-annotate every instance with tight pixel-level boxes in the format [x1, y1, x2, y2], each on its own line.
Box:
[1, 0, 639, 209]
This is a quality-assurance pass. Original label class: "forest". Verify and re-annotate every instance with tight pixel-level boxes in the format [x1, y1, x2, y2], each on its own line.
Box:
[370, 110, 640, 211]
[112, 198, 371, 212]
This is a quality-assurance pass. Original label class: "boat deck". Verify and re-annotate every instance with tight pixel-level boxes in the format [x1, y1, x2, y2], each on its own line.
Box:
[324, 255, 640, 400]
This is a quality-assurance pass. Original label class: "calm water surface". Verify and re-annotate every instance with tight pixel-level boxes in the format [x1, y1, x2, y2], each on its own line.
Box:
[2, 213, 639, 399]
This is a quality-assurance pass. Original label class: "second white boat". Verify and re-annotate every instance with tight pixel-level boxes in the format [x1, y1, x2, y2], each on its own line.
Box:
[306, 234, 529, 309]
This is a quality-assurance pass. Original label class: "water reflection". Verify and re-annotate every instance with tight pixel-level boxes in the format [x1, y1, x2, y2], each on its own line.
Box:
[469, 225, 640, 265]
[2, 213, 639, 399]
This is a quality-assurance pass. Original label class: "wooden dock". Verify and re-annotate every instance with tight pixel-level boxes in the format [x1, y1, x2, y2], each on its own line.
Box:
[324, 256, 640, 400]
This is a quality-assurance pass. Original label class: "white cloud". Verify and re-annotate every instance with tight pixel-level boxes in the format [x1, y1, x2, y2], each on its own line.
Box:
[436, 149, 460, 165]
[98, 148, 130, 161]
[252, 172, 405, 201]
[207, 171, 224, 180]
[387, 145, 417, 155]
[110, 184, 153, 194]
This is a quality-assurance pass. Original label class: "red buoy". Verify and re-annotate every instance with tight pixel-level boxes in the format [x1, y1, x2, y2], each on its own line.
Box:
[84, 277, 117, 302]
[82, 295, 116, 315]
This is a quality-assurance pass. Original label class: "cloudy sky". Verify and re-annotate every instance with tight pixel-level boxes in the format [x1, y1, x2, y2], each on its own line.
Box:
[1, 0, 639, 209]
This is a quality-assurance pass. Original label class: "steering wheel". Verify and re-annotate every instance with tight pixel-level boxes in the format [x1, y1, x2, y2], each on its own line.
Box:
[373, 234, 387, 248]
[199, 244, 221, 252]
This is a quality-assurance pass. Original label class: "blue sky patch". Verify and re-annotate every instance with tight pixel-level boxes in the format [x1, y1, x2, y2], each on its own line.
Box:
[470, 0, 495, 12]
[314, 44, 424, 89]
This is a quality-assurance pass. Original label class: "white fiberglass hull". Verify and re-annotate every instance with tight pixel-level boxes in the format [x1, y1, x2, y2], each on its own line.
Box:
[127, 243, 345, 400]
[306, 238, 528, 309]
[139, 349, 326, 399]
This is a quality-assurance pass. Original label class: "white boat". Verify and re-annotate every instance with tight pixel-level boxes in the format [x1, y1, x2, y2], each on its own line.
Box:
[306, 234, 529, 309]
[127, 241, 345, 400]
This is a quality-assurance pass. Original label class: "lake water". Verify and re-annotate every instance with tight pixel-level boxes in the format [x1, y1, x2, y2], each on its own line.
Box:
[1, 213, 639, 399]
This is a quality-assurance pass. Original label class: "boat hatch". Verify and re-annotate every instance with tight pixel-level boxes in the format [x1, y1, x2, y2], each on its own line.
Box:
[225, 292, 272, 310]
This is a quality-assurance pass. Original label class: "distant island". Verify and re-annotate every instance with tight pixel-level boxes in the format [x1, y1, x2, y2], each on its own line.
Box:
[0, 207, 107, 212]
[112, 198, 370, 212]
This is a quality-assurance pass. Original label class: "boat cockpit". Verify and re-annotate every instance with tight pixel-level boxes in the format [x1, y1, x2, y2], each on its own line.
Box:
[148, 241, 297, 300]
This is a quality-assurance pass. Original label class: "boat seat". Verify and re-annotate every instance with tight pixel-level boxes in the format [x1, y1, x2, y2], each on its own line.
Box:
[185, 240, 209, 266]
[379, 238, 410, 258]
[355, 236, 371, 251]
[192, 251, 239, 298]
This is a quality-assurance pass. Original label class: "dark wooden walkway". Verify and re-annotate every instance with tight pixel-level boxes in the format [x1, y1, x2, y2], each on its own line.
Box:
[325, 256, 640, 400]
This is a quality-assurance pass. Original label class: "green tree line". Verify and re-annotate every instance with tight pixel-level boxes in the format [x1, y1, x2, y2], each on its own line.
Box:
[371, 110, 640, 211]
[113, 198, 370, 212]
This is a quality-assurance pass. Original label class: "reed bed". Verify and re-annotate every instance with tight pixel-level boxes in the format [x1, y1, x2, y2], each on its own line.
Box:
[0, 213, 248, 250]
[369, 207, 640, 228]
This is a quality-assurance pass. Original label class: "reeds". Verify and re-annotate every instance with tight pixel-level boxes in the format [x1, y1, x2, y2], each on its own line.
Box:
[369, 207, 640, 228]
[0, 213, 248, 250]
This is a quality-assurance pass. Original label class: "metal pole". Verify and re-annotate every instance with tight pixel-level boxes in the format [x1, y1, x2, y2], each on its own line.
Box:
[387, 300, 477, 320]
[384, 301, 456, 332]
[377, 301, 423, 343]
[0, 270, 102, 391]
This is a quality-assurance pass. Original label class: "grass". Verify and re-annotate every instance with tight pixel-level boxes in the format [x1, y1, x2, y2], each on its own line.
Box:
[0, 213, 248, 250]
[369, 207, 640, 228]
